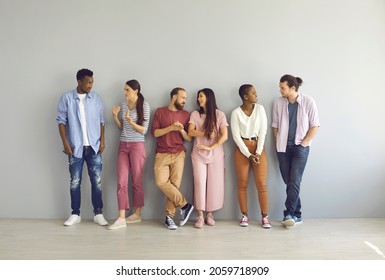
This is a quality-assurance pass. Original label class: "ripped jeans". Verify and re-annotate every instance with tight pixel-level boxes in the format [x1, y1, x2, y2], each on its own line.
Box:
[68, 146, 103, 215]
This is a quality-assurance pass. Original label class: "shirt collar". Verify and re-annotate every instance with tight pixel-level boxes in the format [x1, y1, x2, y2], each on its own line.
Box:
[72, 89, 95, 100]
[284, 92, 302, 105]
[296, 92, 303, 105]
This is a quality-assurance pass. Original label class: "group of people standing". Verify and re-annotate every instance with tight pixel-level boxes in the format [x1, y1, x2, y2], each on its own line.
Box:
[56, 68, 320, 231]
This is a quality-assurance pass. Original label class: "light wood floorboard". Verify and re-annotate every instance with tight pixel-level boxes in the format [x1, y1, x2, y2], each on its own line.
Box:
[1, 218, 385, 260]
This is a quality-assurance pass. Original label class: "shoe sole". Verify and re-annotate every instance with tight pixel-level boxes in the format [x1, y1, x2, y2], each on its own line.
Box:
[282, 219, 295, 227]
[64, 219, 81, 226]
[165, 224, 177, 230]
[107, 224, 126, 230]
[94, 221, 108, 226]
[126, 219, 141, 224]
[179, 205, 194, 226]
[262, 224, 271, 229]
[64, 221, 80, 226]
[240, 223, 248, 227]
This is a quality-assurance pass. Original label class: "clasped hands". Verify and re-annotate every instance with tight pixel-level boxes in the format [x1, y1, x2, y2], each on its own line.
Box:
[171, 121, 185, 131]
[196, 130, 217, 151]
[249, 153, 260, 165]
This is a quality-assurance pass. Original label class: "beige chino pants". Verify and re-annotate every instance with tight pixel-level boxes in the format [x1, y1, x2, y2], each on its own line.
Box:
[154, 151, 188, 217]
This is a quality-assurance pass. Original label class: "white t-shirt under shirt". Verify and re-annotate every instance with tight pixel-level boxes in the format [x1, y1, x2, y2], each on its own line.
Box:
[230, 104, 267, 157]
[78, 93, 90, 146]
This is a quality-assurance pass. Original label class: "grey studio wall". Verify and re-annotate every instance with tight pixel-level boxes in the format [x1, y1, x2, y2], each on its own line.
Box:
[0, 0, 384, 220]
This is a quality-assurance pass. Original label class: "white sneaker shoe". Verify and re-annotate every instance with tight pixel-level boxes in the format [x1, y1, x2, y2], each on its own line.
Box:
[94, 214, 108, 226]
[64, 214, 81, 226]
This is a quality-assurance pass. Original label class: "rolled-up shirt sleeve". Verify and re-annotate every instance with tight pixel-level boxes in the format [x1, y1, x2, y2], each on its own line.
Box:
[98, 95, 105, 125]
[271, 99, 279, 129]
[308, 98, 320, 128]
[151, 108, 161, 137]
[56, 94, 68, 125]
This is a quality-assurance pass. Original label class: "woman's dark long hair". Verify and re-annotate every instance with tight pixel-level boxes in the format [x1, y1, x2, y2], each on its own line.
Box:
[197, 88, 218, 140]
[126, 79, 145, 126]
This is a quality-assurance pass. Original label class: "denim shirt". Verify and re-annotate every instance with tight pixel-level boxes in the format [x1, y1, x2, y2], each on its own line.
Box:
[56, 89, 104, 158]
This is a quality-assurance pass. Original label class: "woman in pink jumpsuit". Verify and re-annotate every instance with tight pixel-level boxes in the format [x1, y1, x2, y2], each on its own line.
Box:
[188, 88, 228, 229]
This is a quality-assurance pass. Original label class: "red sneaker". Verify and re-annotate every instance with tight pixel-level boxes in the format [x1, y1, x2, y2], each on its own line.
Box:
[240, 214, 249, 227]
[262, 216, 272, 229]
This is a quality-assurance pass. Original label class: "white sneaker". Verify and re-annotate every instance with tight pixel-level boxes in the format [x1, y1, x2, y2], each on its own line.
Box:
[94, 214, 108, 226]
[64, 214, 81, 226]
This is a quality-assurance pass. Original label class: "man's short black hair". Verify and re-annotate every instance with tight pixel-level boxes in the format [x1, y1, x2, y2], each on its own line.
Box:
[76, 68, 93, 81]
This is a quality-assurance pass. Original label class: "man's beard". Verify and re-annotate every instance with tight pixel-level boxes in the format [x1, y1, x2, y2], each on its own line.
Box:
[174, 100, 184, 110]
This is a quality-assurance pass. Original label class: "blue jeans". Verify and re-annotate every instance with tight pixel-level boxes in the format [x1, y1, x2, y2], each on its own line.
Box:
[68, 146, 103, 215]
[277, 145, 309, 218]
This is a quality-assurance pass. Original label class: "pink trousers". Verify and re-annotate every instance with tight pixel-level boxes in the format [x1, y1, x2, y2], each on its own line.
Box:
[116, 141, 146, 210]
[192, 158, 225, 212]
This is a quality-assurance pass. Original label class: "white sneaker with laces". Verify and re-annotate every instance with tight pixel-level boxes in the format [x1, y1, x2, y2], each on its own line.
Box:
[240, 214, 249, 227]
[64, 214, 81, 226]
[94, 214, 108, 226]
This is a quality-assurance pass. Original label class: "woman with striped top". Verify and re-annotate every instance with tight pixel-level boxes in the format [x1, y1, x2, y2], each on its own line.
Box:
[108, 80, 150, 230]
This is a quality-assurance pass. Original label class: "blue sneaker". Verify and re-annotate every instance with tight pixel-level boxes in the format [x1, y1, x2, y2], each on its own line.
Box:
[294, 216, 303, 224]
[165, 216, 178, 230]
[282, 214, 295, 227]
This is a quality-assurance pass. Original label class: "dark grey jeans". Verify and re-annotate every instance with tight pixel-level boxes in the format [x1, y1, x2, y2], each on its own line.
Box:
[277, 145, 310, 218]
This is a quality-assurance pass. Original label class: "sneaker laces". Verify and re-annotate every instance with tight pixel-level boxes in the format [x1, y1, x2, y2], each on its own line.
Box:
[262, 217, 270, 224]
[166, 217, 176, 226]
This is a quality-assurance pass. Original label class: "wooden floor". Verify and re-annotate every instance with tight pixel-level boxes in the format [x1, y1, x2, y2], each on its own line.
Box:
[1, 218, 385, 260]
